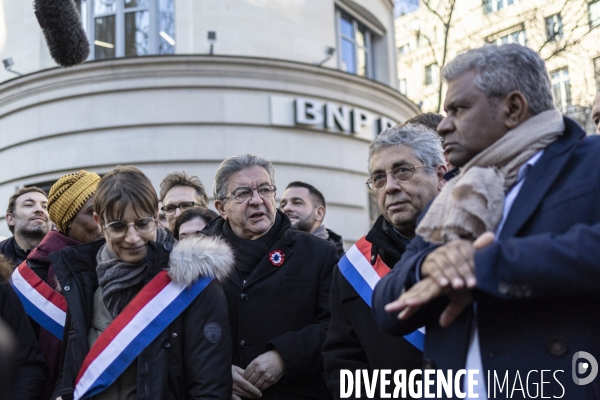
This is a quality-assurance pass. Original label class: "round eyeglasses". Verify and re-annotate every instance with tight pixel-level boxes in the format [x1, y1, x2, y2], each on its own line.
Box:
[103, 217, 157, 239]
[366, 165, 428, 191]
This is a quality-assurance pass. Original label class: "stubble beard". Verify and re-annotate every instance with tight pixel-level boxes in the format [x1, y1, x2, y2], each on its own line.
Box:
[16, 217, 48, 241]
[291, 216, 314, 233]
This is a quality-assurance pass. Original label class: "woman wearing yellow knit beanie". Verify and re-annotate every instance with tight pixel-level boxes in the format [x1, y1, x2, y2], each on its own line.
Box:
[47, 170, 102, 243]
[16, 170, 101, 400]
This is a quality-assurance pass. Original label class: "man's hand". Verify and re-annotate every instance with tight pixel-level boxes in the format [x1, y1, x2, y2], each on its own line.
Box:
[242, 350, 285, 391]
[232, 365, 262, 399]
[421, 232, 495, 289]
[385, 232, 495, 326]
[421, 239, 475, 289]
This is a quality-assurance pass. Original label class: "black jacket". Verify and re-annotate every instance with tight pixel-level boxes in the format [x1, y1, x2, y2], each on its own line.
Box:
[203, 211, 339, 399]
[322, 215, 422, 399]
[326, 228, 345, 259]
[49, 236, 233, 400]
[0, 236, 29, 267]
[0, 279, 48, 400]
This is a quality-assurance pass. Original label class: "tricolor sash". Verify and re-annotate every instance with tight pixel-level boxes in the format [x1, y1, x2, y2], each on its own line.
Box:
[73, 270, 213, 400]
[338, 236, 425, 352]
[11, 261, 67, 339]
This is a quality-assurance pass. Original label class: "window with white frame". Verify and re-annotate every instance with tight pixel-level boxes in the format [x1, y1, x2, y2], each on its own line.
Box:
[545, 14, 563, 41]
[590, 1, 600, 28]
[551, 68, 571, 112]
[490, 29, 527, 46]
[398, 44, 410, 55]
[483, 0, 518, 15]
[425, 63, 438, 86]
[74, 0, 175, 60]
[399, 79, 408, 95]
[337, 9, 374, 78]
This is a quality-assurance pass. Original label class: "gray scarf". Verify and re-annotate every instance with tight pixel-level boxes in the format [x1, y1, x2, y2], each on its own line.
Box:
[96, 227, 169, 318]
[312, 225, 330, 240]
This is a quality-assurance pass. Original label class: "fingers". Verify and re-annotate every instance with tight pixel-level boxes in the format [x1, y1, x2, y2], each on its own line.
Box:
[244, 351, 285, 391]
[232, 365, 262, 399]
[422, 240, 476, 290]
[232, 395, 242, 400]
[385, 277, 444, 316]
[473, 231, 495, 250]
[439, 290, 473, 328]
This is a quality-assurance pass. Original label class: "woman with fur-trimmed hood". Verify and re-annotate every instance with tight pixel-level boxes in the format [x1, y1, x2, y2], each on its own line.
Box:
[50, 166, 234, 400]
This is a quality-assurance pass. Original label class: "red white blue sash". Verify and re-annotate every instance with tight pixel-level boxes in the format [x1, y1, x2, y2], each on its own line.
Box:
[338, 236, 425, 352]
[11, 261, 67, 339]
[73, 270, 213, 400]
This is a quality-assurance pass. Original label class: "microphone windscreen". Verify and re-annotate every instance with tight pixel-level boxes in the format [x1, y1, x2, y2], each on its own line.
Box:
[34, 0, 90, 67]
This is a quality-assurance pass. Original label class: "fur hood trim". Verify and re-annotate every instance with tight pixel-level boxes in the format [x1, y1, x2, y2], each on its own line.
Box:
[0, 254, 14, 282]
[168, 236, 234, 287]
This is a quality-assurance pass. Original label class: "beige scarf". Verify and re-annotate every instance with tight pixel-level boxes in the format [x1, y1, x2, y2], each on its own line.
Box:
[416, 109, 565, 244]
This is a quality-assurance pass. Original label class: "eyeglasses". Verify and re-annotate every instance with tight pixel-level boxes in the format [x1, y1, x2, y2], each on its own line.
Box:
[161, 202, 201, 215]
[222, 185, 277, 203]
[366, 165, 428, 191]
[103, 217, 157, 239]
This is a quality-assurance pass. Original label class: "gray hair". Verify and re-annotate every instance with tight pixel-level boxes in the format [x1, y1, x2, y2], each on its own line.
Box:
[443, 44, 555, 115]
[368, 126, 445, 174]
[213, 154, 276, 201]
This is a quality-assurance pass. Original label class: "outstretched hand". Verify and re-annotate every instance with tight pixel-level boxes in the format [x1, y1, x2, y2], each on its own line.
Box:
[384, 231, 495, 327]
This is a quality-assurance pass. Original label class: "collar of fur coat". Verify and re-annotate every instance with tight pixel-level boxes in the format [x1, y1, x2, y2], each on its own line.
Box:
[167, 236, 234, 287]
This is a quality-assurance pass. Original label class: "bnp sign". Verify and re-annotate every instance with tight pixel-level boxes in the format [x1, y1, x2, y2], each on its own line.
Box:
[294, 98, 396, 137]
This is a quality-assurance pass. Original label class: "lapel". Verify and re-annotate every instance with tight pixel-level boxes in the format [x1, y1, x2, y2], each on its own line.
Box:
[243, 230, 295, 289]
[499, 117, 584, 240]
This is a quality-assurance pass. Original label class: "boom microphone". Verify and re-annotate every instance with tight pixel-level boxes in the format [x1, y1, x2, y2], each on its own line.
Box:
[34, 0, 90, 67]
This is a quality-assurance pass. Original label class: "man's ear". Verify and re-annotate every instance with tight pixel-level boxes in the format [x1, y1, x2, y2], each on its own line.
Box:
[504, 91, 531, 129]
[5, 213, 14, 229]
[214, 200, 228, 220]
[314, 206, 325, 222]
[436, 164, 448, 191]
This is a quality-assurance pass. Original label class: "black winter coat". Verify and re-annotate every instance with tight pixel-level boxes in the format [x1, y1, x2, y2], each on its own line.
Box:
[322, 215, 422, 399]
[326, 228, 345, 259]
[0, 278, 47, 400]
[49, 236, 233, 400]
[0, 236, 28, 267]
[203, 211, 339, 400]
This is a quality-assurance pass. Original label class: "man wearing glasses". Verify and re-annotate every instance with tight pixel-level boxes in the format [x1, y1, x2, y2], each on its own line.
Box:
[322, 123, 446, 399]
[159, 171, 210, 231]
[202, 154, 339, 400]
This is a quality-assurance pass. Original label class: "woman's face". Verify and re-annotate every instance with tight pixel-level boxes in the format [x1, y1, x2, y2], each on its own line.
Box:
[67, 196, 103, 244]
[94, 204, 157, 263]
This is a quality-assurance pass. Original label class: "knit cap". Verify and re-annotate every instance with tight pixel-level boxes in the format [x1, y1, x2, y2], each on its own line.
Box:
[48, 170, 101, 234]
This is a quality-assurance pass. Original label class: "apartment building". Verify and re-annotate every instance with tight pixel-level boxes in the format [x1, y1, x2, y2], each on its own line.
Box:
[396, 0, 600, 132]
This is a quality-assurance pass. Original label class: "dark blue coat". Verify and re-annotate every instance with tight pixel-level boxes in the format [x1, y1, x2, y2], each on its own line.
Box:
[372, 118, 600, 399]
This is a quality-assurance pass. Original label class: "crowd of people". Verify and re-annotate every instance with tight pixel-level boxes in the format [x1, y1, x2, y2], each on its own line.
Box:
[1, 42, 600, 400]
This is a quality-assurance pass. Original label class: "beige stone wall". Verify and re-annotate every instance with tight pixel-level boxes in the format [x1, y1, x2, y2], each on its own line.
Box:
[396, 0, 600, 132]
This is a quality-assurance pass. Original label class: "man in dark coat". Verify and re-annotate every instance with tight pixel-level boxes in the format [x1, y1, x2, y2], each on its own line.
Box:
[373, 44, 600, 399]
[280, 181, 345, 258]
[322, 122, 446, 399]
[0, 187, 50, 266]
[204, 154, 339, 400]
